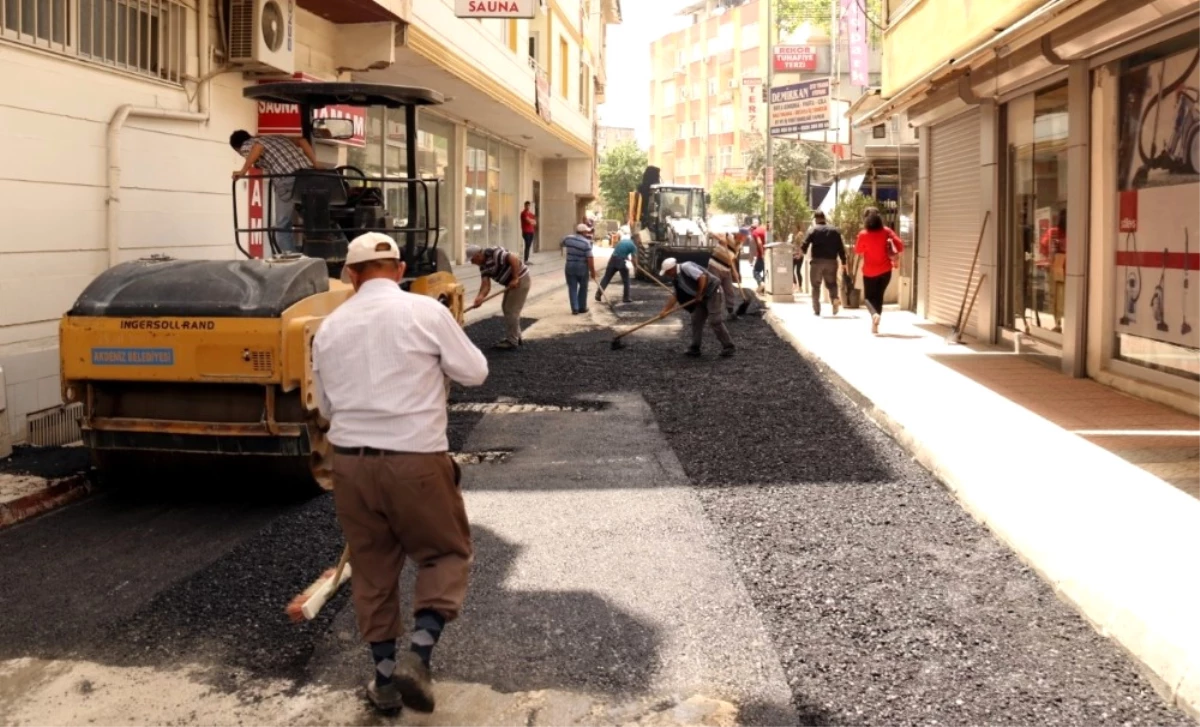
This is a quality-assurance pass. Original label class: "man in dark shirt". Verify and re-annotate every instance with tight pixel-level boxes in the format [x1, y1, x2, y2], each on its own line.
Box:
[802, 210, 847, 317]
[658, 258, 735, 358]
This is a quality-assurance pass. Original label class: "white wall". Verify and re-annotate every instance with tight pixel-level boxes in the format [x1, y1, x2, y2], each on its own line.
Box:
[0, 7, 344, 441]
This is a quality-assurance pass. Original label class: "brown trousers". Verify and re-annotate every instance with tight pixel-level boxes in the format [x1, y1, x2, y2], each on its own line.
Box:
[332, 452, 472, 643]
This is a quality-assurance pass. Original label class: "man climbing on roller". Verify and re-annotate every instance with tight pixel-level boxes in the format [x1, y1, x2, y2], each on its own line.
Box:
[312, 232, 489, 715]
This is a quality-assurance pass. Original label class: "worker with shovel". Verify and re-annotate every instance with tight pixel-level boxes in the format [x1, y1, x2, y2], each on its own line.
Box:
[659, 258, 736, 358]
[312, 232, 489, 715]
[707, 231, 745, 321]
[467, 244, 531, 350]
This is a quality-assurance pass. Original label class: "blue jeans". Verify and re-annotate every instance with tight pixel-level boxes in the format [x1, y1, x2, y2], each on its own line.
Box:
[565, 264, 590, 313]
[273, 189, 297, 254]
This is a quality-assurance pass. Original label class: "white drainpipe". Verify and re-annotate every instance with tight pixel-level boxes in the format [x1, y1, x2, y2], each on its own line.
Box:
[106, 0, 213, 268]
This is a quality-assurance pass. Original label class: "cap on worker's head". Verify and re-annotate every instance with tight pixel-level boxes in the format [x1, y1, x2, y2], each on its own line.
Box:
[659, 257, 678, 276]
[576, 223, 592, 234]
[345, 232, 400, 266]
[465, 244, 483, 260]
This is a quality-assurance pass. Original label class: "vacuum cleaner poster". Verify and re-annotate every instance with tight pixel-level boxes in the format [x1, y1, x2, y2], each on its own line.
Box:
[1114, 45, 1200, 352]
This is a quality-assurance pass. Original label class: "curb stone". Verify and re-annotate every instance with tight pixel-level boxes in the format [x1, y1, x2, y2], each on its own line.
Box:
[0, 474, 93, 530]
[762, 307, 1200, 722]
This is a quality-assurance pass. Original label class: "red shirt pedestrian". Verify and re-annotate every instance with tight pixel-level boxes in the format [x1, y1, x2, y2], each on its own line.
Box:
[855, 227, 905, 278]
[520, 206, 537, 234]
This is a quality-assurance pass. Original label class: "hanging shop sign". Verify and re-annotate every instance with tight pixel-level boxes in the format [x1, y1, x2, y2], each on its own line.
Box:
[455, 0, 535, 18]
[256, 73, 366, 148]
[742, 77, 761, 132]
[840, 0, 870, 87]
[769, 78, 830, 136]
[773, 45, 818, 72]
[1112, 45, 1200, 355]
[535, 65, 553, 123]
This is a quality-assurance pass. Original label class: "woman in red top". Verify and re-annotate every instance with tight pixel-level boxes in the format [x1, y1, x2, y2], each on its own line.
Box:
[855, 212, 905, 334]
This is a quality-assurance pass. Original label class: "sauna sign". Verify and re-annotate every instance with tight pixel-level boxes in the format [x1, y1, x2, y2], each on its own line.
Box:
[455, 0, 535, 18]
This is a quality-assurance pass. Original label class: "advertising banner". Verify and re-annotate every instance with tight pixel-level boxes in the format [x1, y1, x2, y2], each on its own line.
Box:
[773, 45, 818, 72]
[1113, 46, 1200, 366]
[535, 65, 553, 123]
[256, 73, 366, 147]
[455, 0, 535, 18]
[743, 77, 762, 132]
[769, 79, 830, 136]
[840, 0, 870, 87]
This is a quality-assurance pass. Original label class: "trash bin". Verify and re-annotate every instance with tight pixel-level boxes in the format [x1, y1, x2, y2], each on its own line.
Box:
[765, 242, 794, 302]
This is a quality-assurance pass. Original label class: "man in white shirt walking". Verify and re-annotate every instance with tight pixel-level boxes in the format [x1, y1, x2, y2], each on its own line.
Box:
[312, 232, 488, 715]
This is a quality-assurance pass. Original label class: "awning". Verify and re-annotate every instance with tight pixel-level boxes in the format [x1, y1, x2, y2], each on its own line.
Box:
[818, 173, 865, 215]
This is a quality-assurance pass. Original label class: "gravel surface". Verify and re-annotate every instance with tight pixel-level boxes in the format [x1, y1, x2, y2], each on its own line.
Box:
[454, 281, 1189, 726]
[0, 444, 90, 479]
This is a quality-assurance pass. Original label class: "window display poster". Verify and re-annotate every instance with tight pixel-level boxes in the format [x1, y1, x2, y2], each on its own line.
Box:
[1112, 182, 1199, 351]
[1116, 46, 1199, 190]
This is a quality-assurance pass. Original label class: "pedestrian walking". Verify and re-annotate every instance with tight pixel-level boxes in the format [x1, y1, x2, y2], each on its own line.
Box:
[311, 232, 489, 716]
[520, 202, 537, 263]
[855, 211, 905, 335]
[802, 211, 847, 317]
[562, 223, 597, 314]
[788, 221, 806, 292]
[707, 231, 743, 320]
[751, 223, 767, 292]
[658, 257, 736, 358]
[596, 229, 636, 303]
[467, 243, 531, 350]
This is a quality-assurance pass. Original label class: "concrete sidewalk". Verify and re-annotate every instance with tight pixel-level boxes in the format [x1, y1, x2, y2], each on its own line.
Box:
[763, 293, 1200, 720]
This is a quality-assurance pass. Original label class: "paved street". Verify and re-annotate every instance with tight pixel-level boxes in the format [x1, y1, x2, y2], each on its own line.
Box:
[0, 282, 1190, 726]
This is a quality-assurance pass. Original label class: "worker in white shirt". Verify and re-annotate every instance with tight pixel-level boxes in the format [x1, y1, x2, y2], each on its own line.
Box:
[311, 232, 489, 715]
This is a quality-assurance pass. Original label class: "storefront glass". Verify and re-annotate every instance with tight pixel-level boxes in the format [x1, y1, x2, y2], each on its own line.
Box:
[1005, 83, 1069, 342]
[465, 132, 520, 250]
[1111, 38, 1200, 381]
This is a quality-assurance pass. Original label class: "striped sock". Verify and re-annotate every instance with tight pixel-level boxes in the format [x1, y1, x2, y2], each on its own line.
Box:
[410, 609, 446, 668]
[369, 640, 397, 687]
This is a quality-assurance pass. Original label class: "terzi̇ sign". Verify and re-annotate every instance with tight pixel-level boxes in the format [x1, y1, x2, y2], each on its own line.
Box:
[455, 0, 535, 18]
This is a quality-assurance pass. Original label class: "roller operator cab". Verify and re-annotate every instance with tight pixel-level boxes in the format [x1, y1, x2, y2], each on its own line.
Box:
[59, 82, 463, 493]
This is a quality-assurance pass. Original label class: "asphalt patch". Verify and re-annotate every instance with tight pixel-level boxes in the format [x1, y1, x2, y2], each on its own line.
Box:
[453, 280, 1189, 726]
[0, 444, 90, 480]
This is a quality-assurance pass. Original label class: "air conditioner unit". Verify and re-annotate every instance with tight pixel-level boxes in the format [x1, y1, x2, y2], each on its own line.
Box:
[229, 0, 295, 74]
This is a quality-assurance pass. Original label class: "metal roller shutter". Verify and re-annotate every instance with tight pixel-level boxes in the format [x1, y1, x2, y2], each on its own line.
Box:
[927, 109, 982, 335]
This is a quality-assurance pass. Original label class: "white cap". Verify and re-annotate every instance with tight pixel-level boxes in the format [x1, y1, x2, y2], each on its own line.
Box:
[576, 223, 592, 234]
[659, 257, 678, 276]
[346, 232, 400, 266]
[465, 244, 483, 260]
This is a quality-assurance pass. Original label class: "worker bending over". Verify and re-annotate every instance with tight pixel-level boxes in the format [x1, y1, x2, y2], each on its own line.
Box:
[707, 231, 744, 320]
[467, 244, 531, 350]
[659, 258, 736, 358]
[596, 229, 637, 304]
[312, 232, 489, 715]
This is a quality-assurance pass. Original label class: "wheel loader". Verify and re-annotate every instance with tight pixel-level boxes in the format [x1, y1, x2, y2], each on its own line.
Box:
[58, 82, 464, 493]
[627, 166, 713, 281]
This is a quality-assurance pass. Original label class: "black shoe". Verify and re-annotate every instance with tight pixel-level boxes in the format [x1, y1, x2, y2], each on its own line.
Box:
[623, 299, 633, 304]
[391, 652, 436, 713]
[366, 681, 403, 714]
[493, 340, 517, 350]
[685, 346, 702, 358]
[579, 308, 589, 314]
[594, 291, 603, 302]
[720, 345, 737, 358]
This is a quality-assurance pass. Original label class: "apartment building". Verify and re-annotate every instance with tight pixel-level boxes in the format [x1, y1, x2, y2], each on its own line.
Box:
[597, 124, 636, 156]
[854, 0, 1197, 412]
[0, 0, 619, 445]
[646, 0, 882, 191]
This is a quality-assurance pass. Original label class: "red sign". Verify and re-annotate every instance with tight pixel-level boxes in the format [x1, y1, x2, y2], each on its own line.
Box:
[256, 73, 366, 148]
[773, 45, 818, 72]
[247, 169, 264, 259]
[1119, 190, 1138, 232]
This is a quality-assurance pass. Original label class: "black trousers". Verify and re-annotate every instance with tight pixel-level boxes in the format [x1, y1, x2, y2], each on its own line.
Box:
[863, 271, 892, 317]
[792, 259, 804, 288]
[522, 232, 535, 261]
[598, 258, 631, 301]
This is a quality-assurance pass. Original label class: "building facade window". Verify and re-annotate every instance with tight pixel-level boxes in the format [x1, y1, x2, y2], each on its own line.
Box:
[663, 81, 676, 107]
[2, 0, 188, 83]
[691, 42, 700, 62]
[741, 22, 759, 48]
[708, 78, 718, 96]
[465, 132, 520, 251]
[678, 122, 687, 139]
[504, 18, 519, 52]
[559, 36, 569, 97]
[579, 63, 591, 114]
[718, 145, 732, 172]
[720, 104, 734, 132]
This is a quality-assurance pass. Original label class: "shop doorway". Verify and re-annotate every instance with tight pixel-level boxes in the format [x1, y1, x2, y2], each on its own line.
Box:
[1004, 83, 1070, 349]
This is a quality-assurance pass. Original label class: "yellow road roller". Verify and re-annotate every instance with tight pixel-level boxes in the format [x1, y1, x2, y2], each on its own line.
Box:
[59, 82, 464, 492]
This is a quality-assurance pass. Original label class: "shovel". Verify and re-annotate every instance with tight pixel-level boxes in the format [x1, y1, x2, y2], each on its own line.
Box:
[470, 288, 507, 310]
[610, 296, 699, 350]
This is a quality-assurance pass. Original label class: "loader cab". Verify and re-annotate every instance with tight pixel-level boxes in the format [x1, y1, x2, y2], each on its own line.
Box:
[642, 185, 708, 240]
[235, 82, 448, 281]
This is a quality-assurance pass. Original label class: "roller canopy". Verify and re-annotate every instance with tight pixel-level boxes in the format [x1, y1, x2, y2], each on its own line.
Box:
[243, 82, 444, 108]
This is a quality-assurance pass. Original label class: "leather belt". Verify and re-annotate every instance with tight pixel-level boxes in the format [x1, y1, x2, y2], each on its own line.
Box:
[333, 445, 431, 456]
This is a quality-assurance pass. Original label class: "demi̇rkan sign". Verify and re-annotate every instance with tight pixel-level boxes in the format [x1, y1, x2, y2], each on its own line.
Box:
[455, 0, 536, 18]
[769, 78, 830, 136]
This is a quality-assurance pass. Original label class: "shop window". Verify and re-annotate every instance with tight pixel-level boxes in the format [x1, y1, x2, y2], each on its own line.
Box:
[1111, 40, 1200, 381]
[465, 132, 520, 251]
[1005, 83, 1069, 343]
[3, 0, 187, 83]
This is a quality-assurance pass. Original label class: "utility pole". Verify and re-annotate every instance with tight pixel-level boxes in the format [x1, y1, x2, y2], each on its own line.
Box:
[830, 0, 840, 203]
[764, 0, 774, 239]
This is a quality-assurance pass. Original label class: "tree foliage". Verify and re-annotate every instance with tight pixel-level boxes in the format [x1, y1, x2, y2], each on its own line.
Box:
[598, 141, 648, 221]
[743, 133, 833, 188]
[776, 0, 884, 46]
[772, 180, 810, 238]
[710, 177, 762, 217]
